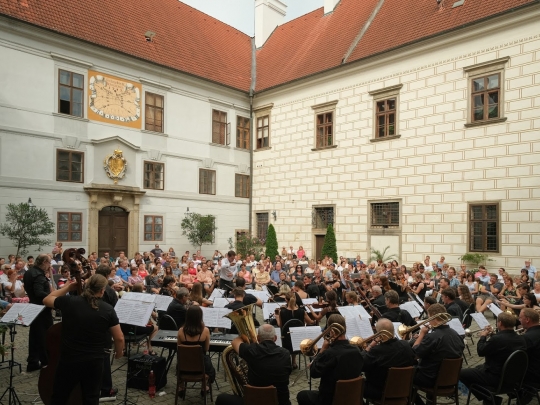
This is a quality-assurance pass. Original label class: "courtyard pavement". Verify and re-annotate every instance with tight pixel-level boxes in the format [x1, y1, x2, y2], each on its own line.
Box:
[0, 309, 519, 405]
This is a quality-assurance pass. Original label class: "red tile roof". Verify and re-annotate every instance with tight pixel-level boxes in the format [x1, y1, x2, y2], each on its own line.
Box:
[0, 0, 253, 92]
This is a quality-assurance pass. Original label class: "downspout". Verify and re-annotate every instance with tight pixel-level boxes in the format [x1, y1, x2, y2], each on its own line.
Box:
[249, 37, 257, 235]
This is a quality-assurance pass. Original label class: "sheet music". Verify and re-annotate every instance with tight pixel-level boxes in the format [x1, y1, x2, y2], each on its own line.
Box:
[400, 302, 421, 318]
[245, 289, 270, 303]
[488, 303, 503, 317]
[345, 317, 373, 340]
[412, 300, 424, 313]
[448, 318, 466, 335]
[338, 305, 372, 320]
[153, 295, 174, 311]
[122, 292, 156, 303]
[208, 289, 226, 301]
[289, 326, 321, 352]
[302, 298, 318, 306]
[262, 303, 281, 320]
[471, 313, 490, 329]
[114, 299, 155, 327]
[201, 307, 232, 328]
[0, 303, 45, 326]
[392, 322, 402, 340]
[213, 298, 233, 308]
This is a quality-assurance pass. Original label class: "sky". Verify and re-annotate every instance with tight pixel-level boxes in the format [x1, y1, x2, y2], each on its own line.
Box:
[179, 0, 324, 36]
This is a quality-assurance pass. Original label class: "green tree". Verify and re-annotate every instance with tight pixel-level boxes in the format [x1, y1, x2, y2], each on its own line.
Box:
[180, 213, 217, 251]
[320, 224, 338, 262]
[265, 224, 279, 259]
[370, 246, 398, 263]
[229, 234, 265, 259]
[0, 202, 55, 256]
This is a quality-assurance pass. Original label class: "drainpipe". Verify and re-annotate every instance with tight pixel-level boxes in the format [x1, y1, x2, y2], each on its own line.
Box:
[249, 37, 257, 235]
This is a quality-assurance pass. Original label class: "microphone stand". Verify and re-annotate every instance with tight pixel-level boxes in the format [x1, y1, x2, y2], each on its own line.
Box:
[0, 323, 22, 405]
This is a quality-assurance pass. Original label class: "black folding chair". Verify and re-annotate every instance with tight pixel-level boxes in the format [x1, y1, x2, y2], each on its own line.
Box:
[281, 318, 308, 375]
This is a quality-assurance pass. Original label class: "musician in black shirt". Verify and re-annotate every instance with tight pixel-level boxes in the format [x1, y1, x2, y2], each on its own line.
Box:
[165, 287, 189, 329]
[216, 324, 292, 405]
[518, 308, 540, 403]
[413, 304, 464, 405]
[441, 288, 463, 319]
[297, 314, 363, 405]
[460, 312, 526, 405]
[362, 319, 416, 400]
[381, 290, 416, 326]
[225, 288, 259, 333]
[371, 286, 387, 314]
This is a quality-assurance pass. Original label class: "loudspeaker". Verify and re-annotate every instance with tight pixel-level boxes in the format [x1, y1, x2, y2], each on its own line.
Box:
[127, 354, 167, 391]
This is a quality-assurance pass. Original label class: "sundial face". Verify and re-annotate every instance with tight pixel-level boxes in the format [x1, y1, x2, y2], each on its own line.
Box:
[88, 71, 142, 128]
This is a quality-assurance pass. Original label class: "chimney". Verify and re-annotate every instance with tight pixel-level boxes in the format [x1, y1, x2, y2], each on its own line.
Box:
[324, 0, 340, 14]
[254, 0, 287, 48]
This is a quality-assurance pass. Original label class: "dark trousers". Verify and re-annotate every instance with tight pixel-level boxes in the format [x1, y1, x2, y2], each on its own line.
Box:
[219, 279, 234, 291]
[27, 309, 53, 366]
[297, 390, 321, 405]
[364, 383, 383, 401]
[51, 357, 103, 405]
[100, 352, 113, 395]
[460, 365, 500, 402]
[216, 393, 243, 405]
[413, 372, 437, 405]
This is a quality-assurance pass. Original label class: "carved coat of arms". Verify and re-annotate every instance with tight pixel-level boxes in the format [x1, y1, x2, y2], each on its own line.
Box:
[104, 149, 127, 184]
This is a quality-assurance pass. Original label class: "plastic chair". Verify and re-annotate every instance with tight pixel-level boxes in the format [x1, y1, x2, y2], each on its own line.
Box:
[243, 385, 278, 405]
[413, 357, 463, 405]
[465, 350, 528, 405]
[367, 366, 415, 405]
[175, 344, 212, 405]
[332, 376, 364, 405]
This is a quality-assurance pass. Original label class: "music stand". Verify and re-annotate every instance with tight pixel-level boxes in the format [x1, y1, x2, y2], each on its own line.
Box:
[0, 323, 22, 405]
[0, 324, 21, 373]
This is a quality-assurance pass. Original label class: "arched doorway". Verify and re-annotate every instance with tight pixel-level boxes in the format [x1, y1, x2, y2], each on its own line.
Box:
[98, 206, 128, 259]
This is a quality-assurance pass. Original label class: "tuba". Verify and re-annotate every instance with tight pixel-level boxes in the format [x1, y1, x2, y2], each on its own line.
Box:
[222, 304, 258, 396]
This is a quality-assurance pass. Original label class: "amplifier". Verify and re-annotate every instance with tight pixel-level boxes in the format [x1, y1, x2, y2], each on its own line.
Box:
[127, 354, 167, 391]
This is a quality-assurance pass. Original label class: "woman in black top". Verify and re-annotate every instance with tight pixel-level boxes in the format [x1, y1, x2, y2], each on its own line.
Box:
[159, 275, 177, 296]
[276, 292, 314, 368]
[291, 265, 304, 283]
[411, 273, 427, 301]
[307, 290, 340, 324]
[177, 305, 216, 393]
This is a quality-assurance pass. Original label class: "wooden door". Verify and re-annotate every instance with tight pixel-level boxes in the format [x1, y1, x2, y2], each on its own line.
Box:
[315, 235, 325, 261]
[98, 206, 129, 258]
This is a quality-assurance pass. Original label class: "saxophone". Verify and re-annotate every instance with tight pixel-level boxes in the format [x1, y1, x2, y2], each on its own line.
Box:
[222, 304, 258, 396]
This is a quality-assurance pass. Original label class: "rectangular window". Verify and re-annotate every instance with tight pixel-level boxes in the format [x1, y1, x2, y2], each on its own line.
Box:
[316, 112, 333, 148]
[236, 116, 250, 149]
[256, 115, 269, 149]
[144, 161, 164, 190]
[58, 69, 84, 117]
[199, 169, 216, 195]
[376, 98, 396, 138]
[370, 202, 400, 228]
[312, 207, 334, 229]
[235, 174, 250, 198]
[471, 74, 500, 122]
[57, 212, 82, 242]
[256, 213, 269, 241]
[212, 110, 227, 145]
[145, 92, 164, 133]
[469, 204, 499, 252]
[144, 215, 163, 241]
[56, 150, 84, 183]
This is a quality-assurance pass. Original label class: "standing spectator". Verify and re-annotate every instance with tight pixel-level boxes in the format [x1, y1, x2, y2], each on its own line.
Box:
[296, 246, 306, 259]
[523, 260, 537, 280]
[150, 244, 163, 258]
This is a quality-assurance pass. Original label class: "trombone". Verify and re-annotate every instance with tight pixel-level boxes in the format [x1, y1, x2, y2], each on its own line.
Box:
[350, 330, 394, 350]
[398, 312, 452, 340]
[464, 325, 495, 337]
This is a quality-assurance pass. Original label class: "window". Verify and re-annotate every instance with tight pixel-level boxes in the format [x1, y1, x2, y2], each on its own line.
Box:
[199, 169, 216, 195]
[144, 215, 163, 241]
[376, 99, 396, 138]
[469, 203, 499, 253]
[145, 92, 164, 132]
[58, 69, 84, 117]
[56, 150, 84, 183]
[256, 115, 269, 149]
[316, 112, 333, 148]
[471, 74, 500, 122]
[57, 212, 82, 242]
[144, 161, 164, 190]
[370, 202, 399, 228]
[256, 213, 269, 241]
[312, 207, 334, 229]
[235, 174, 250, 198]
[236, 116, 250, 149]
[212, 109, 228, 145]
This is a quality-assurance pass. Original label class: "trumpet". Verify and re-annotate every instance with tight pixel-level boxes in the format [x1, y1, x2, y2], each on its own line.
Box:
[299, 322, 346, 357]
[464, 325, 495, 337]
[350, 330, 394, 350]
[398, 312, 452, 339]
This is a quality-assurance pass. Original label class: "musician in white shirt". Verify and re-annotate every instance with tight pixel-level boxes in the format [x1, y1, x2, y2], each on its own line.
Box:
[219, 250, 237, 291]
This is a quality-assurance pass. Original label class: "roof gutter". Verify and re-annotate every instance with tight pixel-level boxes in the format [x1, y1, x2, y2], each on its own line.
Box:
[248, 37, 257, 235]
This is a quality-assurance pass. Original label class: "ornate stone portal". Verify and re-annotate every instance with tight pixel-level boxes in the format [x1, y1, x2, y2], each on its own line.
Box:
[84, 184, 145, 257]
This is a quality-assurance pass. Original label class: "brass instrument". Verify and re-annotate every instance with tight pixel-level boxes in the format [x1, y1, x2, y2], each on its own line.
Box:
[222, 304, 257, 396]
[299, 322, 346, 357]
[516, 327, 526, 335]
[350, 330, 394, 350]
[464, 325, 495, 337]
[398, 312, 452, 339]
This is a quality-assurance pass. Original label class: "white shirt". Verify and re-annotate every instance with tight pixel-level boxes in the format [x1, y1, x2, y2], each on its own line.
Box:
[220, 258, 237, 281]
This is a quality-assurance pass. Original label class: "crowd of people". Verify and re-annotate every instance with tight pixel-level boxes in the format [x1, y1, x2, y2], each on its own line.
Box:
[0, 243, 539, 405]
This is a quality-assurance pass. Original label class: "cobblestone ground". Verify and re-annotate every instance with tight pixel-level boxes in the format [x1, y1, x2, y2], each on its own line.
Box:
[0, 309, 525, 405]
